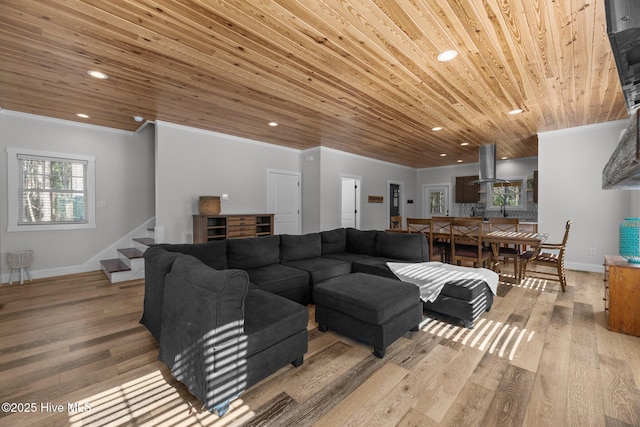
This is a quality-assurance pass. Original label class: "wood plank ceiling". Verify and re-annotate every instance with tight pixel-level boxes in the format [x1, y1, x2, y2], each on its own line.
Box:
[0, 0, 629, 168]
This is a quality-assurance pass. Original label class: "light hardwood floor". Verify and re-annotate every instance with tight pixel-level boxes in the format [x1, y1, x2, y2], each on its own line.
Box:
[1, 267, 639, 426]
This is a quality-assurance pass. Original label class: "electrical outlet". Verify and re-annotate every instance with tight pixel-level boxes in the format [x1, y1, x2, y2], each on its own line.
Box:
[589, 248, 596, 255]
[97, 200, 107, 208]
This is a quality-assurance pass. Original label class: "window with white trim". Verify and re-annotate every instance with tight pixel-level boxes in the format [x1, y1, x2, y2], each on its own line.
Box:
[7, 148, 96, 231]
[489, 180, 524, 209]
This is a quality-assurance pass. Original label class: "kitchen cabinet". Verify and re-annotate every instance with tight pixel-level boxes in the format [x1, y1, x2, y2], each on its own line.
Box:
[455, 175, 480, 203]
[604, 255, 640, 337]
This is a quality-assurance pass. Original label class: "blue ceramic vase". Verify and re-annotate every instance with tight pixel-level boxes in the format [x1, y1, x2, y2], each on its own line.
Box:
[620, 218, 640, 263]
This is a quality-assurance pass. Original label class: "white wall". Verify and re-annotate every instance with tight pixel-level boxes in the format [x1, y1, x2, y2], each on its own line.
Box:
[0, 111, 155, 280]
[301, 147, 322, 233]
[317, 148, 417, 231]
[155, 124, 420, 239]
[538, 119, 631, 272]
[155, 121, 302, 243]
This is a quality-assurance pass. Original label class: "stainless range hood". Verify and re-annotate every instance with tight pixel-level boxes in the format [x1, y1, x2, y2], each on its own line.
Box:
[469, 144, 510, 185]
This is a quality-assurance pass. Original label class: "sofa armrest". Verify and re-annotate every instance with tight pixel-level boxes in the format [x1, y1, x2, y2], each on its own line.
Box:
[158, 254, 249, 411]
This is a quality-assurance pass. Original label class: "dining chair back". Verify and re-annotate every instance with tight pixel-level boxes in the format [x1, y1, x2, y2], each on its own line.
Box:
[450, 218, 492, 268]
[406, 218, 430, 234]
[429, 217, 452, 263]
[488, 217, 521, 279]
[520, 220, 572, 291]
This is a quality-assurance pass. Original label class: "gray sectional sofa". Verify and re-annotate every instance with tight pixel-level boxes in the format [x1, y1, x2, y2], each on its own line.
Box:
[141, 227, 492, 415]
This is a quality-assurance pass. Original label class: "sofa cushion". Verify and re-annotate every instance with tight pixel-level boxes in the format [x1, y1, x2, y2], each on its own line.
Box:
[321, 228, 347, 255]
[280, 233, 322, 261]
[439, 279, 489, 301]
[346, 228, 378, 256]
[323, 252, 372, 266]
[313, 273, 419, 325]
[159, 240, 228, 269]
[245, 264, 311, 305]
[375, 231, 428, 262]
[140, 246, 180, 341]
[227, 235, 280, 269]
[243, 288, 309, 358]
[282, 257, 351, 285]
[352, 257, 398, 279]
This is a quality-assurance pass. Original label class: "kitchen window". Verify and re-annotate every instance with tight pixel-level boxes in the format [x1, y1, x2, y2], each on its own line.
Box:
[489, 179, 524, 210]
[7, 147, 96, 231]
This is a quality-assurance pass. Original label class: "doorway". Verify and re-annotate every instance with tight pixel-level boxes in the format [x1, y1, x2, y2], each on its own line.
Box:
[422, 184, 450, 217]
[388, 182, 403, 227]
[341, 176, 361, 229]
[267, 170, 301, 234]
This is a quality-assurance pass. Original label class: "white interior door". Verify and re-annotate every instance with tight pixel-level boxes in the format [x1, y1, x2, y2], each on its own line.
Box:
[341, 177, 361, 229]
[422, 184, 450, 217]
[268, 170, 301, 234]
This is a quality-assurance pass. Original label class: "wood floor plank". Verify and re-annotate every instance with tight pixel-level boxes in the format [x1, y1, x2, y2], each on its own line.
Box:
[521, 304, 572, 427]
[439, 381, 495, 427]
[481, 364, 536, 426]
[599, 353, 640, 426]
[351, 343, 456, 426]
[312, 362, 408, 426]
[416, 344, 486, 422]
[565, 302, 606, 426]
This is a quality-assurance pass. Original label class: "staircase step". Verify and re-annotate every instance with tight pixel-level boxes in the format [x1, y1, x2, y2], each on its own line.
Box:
[133, 237, 154, 246]
[118, 248, 144, 260]
[100, 258, 131, 274]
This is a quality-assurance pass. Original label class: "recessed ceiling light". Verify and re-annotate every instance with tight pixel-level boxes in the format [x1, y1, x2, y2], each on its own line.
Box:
[87, 70, 108, 79]
[76, 113, 90, 119]
[437, 50, 458, 62]
[501, 156, 508, 160]
[431, 126, 443, 131]
[268, 121, 278, 127]
[440, 153, 447, 157]
[457, 159, 463, 163]
[508, 108, 523, 115]
[460, 142, 470, 146]
[133, 115, 144, 123]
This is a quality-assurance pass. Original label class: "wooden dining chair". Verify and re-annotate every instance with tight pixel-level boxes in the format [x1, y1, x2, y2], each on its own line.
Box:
[428, 217, 452, 263]
[488, 217, 521, 280]
[520, 220, 572, 291]
[406, 218, 430, 234]
[450, 218, 492, 268]
[390, 215, 403, 230]
[406, 218, 432, 261]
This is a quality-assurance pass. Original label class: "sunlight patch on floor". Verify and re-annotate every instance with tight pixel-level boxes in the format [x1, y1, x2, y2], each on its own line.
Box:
[420, 316, 534, 361]
[67, 370, 257, 426]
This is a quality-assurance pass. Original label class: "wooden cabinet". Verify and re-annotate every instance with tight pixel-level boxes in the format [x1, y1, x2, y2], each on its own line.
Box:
[193, 214, 274, 242]
[604, 255, 640, 337]
[455, 175, 480, 203]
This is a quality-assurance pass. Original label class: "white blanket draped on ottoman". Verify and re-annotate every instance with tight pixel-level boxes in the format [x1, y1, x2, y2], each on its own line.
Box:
[387, 261, 499, 303]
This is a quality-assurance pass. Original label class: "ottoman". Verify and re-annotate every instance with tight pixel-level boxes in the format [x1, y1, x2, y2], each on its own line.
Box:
[424, 279, 494, 328]
[314, 273, 423, 358]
